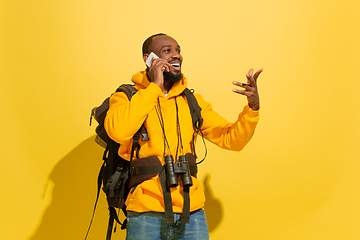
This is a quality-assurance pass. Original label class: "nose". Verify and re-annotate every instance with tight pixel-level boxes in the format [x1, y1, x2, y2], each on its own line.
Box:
[171, 50, 181, 59]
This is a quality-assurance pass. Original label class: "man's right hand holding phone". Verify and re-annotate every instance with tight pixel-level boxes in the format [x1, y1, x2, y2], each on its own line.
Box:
[146, 52, 171, 91]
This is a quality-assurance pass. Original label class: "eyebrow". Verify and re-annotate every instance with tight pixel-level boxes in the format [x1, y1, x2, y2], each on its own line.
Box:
[160, 45, 181, 49]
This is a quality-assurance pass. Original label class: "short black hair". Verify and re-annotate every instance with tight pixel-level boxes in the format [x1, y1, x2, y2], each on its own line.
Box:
[142, 33, 167, 56]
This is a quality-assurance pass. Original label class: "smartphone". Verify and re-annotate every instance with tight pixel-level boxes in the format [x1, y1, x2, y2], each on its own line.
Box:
[145, 52, 159, 67]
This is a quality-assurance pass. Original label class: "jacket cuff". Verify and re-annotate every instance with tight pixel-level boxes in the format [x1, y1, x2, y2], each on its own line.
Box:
[244, 104, 260, 119]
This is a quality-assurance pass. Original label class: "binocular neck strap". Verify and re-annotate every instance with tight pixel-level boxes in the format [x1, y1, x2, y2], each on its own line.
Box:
[159, 166, 191, 224]
[159, 168, 175, 224]
[181, 187, 190, 223]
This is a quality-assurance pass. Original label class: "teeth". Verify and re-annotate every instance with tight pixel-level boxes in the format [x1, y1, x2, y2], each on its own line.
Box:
[171, 64, 180, 67]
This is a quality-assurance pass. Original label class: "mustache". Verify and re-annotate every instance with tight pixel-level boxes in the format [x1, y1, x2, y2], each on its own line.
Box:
[168, 59, 181, 64]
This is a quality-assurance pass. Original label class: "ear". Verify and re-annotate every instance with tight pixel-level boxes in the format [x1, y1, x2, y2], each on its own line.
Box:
[143, 53, 149, 63]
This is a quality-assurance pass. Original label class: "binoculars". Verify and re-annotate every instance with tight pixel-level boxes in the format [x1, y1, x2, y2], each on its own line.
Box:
[164, 155, 193, 188]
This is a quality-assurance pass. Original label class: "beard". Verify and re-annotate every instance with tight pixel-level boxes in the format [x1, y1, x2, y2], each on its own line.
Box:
[163, 70, 183, 84]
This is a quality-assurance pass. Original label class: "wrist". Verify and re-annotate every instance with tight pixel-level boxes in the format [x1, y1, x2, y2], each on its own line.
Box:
[248, 102, 260, 111]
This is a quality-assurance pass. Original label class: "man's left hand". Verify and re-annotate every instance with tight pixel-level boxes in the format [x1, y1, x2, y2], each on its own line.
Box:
[232, 68, 263, 111]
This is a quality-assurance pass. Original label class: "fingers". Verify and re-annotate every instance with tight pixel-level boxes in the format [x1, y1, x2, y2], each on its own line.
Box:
[148, 58, 171, 86]
[232, 83, 252, 96]
[232, 88, 248, 95]
[232, 81, 253, 97]
[233, 68, 263, 90]
[246, 68, 263, 86]
[246, 69, 255, 86]
[253, 68, 263, 82]
[152, 58, 171, 72]
[233, 81, 252, 91]
[232, 68, 262, 110]
[247, 69, 254, 77]
[232, 68, 263, 95]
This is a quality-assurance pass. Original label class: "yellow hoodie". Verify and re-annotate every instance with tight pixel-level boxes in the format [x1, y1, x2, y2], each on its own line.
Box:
[104, 70, 260, 213]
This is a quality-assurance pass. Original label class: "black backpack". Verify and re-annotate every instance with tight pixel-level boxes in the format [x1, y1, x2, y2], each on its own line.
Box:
[86, 84, 204, 240]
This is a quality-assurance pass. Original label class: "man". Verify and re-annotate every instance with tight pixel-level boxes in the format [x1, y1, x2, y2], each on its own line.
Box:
[104, 33, 262, 240]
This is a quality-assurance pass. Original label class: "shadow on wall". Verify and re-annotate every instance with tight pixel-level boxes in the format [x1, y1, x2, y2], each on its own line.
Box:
[28, 136, 223, 240]
[28, 136, 126, 240]
[203, 174, 224, 233]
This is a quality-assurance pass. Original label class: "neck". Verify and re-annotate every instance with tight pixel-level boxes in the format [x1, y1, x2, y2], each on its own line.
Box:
[162, 80, 173, 95]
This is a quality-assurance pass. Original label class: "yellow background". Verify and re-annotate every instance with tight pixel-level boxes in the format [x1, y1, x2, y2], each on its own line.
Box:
[1, 0, 359, 239]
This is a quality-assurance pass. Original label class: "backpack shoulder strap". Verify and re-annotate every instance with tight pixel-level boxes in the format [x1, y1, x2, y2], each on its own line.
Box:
[182, 88, 203, 133]
[116, 84, 138, 99]
[182, 88, 207, 163]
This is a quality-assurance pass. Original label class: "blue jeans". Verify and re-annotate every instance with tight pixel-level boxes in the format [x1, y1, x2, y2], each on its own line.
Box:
[125, 210, 210, 240]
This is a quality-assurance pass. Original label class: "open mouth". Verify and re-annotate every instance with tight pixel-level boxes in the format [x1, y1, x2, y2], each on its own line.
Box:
[171, 63, 181, 71]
